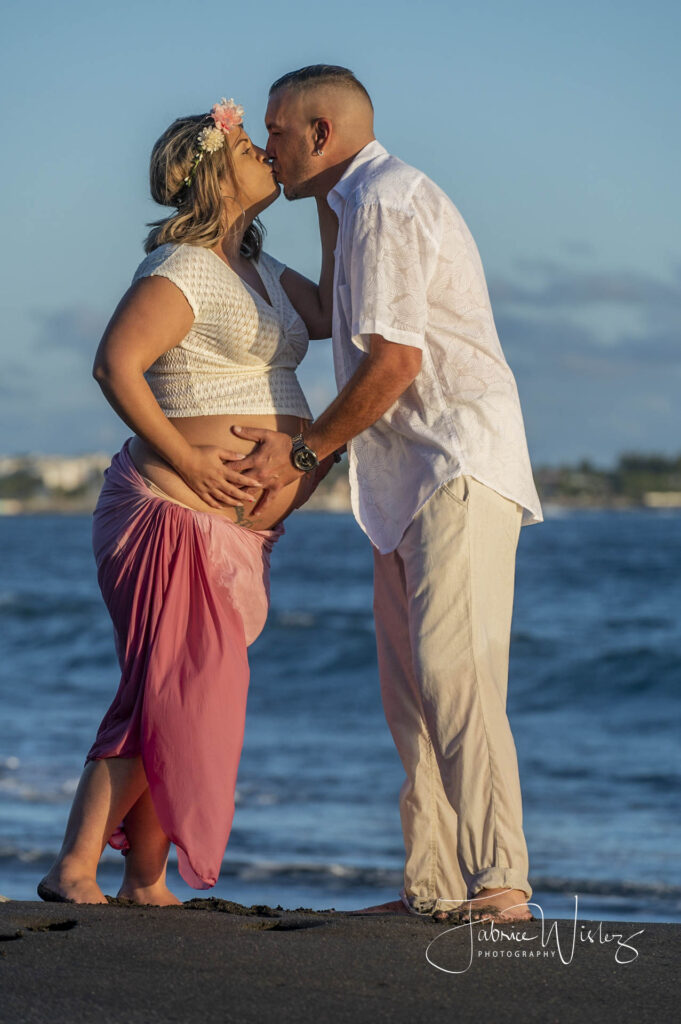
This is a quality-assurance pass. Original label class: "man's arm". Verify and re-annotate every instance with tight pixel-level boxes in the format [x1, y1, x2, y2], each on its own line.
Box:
[278, 198, 338, 339]
[235, 198, 431, 510]
[232, 333, 422, 512]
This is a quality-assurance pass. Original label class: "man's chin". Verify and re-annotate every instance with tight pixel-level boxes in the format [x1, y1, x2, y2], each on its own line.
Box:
[285, 183, 319, 202]
[282, 183, 305, 201]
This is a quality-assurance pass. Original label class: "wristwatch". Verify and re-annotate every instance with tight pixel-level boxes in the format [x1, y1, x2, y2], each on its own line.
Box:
[290, 433, 319, 473]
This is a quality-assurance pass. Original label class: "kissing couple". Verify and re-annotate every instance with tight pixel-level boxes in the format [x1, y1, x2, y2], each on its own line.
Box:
[39, 65, 542, 925]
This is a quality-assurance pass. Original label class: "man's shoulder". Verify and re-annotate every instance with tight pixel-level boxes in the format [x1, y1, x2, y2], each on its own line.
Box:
[350, 152, 453, 219]
[351, 153, 421, 208]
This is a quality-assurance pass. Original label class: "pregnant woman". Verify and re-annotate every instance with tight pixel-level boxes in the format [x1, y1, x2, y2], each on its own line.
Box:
[38, 98, 337, 906]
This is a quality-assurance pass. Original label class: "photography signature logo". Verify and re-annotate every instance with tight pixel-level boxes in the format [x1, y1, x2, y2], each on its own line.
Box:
[425, 895, 644, 974]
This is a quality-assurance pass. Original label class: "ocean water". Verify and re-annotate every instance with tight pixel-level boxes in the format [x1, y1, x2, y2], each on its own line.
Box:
[1, 507, 680, 922]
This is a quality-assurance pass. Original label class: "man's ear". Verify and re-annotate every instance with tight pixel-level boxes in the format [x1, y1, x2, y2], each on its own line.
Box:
[313, 118, 332, 150]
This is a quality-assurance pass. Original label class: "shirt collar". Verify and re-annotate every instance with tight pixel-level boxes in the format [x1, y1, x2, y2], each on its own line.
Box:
[327, 140, 388, 213]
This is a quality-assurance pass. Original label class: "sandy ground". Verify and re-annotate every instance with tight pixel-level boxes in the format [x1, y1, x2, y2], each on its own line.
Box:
[0, 899, 677, 1024]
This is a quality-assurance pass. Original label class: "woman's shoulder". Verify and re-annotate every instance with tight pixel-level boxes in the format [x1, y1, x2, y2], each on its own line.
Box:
[131, 243, 217, 317]
[135, 240, 213, 268]
[132, 243, 178, 281]
[134, 242, 216, 277]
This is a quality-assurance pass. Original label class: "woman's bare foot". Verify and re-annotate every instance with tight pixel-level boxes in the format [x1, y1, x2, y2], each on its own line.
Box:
[116, 882, 182, 907]
[38, 870, 107, 905]
[434, 887, 533, 923]
[38, 758, 148, 907]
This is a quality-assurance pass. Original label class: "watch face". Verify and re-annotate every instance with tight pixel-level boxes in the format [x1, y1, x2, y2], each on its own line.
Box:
[293, 447, 318, 472]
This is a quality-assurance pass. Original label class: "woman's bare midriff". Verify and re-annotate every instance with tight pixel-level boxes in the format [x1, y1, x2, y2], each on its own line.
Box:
[128, 413, 312, 531]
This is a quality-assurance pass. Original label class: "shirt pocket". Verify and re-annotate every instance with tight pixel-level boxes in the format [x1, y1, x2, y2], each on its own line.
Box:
[441, 475, 469, 508]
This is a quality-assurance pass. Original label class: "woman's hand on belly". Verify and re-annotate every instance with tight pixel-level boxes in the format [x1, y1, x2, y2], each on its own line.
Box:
[176, 444, 261, 509]
[129, 415, 316, 531]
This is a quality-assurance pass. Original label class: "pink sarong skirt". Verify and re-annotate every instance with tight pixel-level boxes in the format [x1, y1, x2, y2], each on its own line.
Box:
[87, 438, 282, 889]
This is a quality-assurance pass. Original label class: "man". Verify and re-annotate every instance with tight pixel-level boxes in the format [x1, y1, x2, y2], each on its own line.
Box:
[232, 65, 542, 922]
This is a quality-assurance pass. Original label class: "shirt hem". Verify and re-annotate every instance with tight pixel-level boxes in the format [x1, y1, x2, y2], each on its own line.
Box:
[159, 405, 313, 419]
[357, 470, 543, 554]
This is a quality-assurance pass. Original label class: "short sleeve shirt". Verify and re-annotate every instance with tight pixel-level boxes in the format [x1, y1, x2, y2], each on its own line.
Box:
[327, 141, 542, 553]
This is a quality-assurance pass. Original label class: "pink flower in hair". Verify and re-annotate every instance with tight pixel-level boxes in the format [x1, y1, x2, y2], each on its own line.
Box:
[211, 97, 245, 135]
[182, 96, 246, 189]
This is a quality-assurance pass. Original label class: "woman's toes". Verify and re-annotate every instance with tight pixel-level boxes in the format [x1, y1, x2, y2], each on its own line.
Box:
[38, 876, 107, 905]
[116, 884, 181, 906]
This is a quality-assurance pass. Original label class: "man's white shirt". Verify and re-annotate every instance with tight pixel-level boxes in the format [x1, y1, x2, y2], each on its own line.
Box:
[327, 140, 543, 554]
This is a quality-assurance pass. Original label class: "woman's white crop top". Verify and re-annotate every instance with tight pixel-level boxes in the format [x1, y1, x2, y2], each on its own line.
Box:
[131, 243, 312, 419]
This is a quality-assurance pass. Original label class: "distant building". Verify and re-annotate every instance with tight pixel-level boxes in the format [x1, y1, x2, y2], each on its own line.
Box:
[30, 454, 110, 492]
[643, 492, 681, 508]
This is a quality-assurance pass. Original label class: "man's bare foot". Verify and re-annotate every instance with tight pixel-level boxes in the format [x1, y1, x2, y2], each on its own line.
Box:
[348, 898, 411, 916]
[38, 872, 107, 905]
[434, 887, 533, 923]
[116, 882, 182, 906]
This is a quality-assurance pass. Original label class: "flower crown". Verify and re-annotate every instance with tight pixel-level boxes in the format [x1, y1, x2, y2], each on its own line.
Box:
[183, 98, 245, 188]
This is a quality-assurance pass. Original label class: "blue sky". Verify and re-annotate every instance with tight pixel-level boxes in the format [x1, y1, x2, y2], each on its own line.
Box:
[1, 0, 679, 464]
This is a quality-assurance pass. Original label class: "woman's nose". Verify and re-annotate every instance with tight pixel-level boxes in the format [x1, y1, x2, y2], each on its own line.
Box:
[255, 145, 268, 161]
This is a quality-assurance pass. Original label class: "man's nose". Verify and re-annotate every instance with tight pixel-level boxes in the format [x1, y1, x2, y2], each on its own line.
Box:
[265, 138, 276, 159]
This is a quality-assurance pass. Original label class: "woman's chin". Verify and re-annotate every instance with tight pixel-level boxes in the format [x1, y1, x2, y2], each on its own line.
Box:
[262, 182, 278, 205]
[248, 187, 280, 221]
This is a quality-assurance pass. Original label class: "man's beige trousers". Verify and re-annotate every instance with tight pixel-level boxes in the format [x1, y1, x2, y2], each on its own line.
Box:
[373, 475, 532, 913]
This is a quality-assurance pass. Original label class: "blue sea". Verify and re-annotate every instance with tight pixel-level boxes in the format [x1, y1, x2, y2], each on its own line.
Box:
[1, 508, 680, 922]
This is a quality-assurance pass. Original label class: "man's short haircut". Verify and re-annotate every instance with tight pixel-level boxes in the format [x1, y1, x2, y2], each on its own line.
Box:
[269, 65, 373, 111]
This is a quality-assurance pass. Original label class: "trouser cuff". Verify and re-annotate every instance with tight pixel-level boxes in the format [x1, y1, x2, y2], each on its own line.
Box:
[401, 888, 468, 916]
[469, 867, 532, 901]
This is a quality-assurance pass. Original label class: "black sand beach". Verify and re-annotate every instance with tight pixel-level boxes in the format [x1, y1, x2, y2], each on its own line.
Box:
[0, 900, 676, 1023]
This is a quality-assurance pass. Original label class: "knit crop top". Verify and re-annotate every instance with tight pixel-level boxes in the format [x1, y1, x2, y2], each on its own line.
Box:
[132, 243, 313, 419]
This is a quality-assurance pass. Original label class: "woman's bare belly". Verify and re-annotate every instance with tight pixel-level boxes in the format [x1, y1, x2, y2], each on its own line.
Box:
[128, 414, 313, 531]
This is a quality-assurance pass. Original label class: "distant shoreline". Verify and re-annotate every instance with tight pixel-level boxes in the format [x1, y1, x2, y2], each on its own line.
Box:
[2, 451, 681, 516]
[3, 499, 681, 517]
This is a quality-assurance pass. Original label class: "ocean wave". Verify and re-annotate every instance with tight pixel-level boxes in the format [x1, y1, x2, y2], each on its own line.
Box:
[529, 876, 681, 900]
[0, 774, 79, 803]
[0, 842, 679, 907]
[0, 772, 322, 809]
[268, 608, 375, 633]
[0, 592, 98, 621]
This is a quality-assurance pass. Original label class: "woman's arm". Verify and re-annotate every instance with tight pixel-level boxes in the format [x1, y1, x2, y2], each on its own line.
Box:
[92, 276, 256, 509]
[279, 197, 337, 340]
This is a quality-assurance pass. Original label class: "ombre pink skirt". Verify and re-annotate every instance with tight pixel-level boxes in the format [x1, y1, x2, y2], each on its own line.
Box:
[87, 438, 282, 889]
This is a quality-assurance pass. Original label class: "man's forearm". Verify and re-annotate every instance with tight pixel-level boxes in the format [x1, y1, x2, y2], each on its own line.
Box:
[304, 338, 420, 459]
[230, 335, 421, 499]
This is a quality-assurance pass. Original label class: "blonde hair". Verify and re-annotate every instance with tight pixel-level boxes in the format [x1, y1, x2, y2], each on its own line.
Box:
[144, 114, 264, 257]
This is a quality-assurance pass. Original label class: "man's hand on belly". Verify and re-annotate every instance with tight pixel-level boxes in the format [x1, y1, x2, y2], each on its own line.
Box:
[227, 426, 303, 515]
[227, 333, 422, 515]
